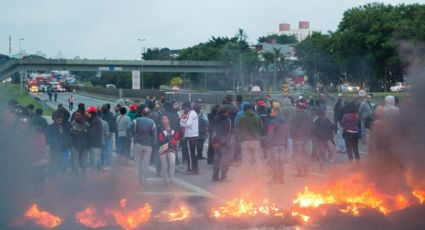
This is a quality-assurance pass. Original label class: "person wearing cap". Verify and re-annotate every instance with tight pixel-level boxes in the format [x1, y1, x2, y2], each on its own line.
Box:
[127, 105, 138, 121]
[86, 106, 103, 170]
[180, 101, 199, 174]
[289, 100, 313, 177]
[236, 104, 263, 168]
[127, 107, 157, 186]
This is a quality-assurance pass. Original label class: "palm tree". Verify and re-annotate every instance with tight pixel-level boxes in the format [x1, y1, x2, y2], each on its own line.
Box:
[236, 28, 248, 42]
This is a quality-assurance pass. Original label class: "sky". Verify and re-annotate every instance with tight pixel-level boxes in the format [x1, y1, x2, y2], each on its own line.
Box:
[0, 0, 423, 59]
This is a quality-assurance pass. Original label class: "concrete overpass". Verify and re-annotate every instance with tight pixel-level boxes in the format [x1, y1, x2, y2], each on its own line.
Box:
[0, 58, 227, 80]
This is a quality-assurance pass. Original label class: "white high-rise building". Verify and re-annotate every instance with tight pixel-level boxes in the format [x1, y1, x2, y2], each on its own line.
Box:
[275, 21, 321, 42]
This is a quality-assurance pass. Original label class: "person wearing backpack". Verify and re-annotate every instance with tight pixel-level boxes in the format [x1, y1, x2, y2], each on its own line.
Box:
[194, 99, 208, 160]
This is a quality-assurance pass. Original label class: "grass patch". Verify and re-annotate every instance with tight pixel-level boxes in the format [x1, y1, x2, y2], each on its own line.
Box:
[0, 84, 54, 116]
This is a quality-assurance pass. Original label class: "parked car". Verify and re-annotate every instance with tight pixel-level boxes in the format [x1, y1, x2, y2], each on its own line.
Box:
[390, 82, 410, 92]
[339, 83, 360, 93]
[39, 84, 48, 92]
[106, 84, 116, 89]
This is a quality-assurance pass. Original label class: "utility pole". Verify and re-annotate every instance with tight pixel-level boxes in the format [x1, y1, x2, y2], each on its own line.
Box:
[138, 38, 146, 90]
[8, 36, 11, 56]
[19, 38, 24, 92]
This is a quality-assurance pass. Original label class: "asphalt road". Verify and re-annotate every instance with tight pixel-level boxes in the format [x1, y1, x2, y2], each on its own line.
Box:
[28, 91, 370, 229]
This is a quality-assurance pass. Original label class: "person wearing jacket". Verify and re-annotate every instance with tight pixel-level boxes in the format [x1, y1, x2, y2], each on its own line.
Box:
[45, 112, 71, 175]
[207, 105, 220, 164]
[116, 107, 132, 159]
[69, 110, 90, 173]
[383, 95, 400, 117]
[86, 106, 103, 170]
[313, 109, 335, 166]
[359, 95, 373, 143]
[341, 102, 360, 161]
[158, 114, 179, 184]
[211, 106, 232, 181]
[180, 102, 199, 174]
[237, 104, 263, 167]
[267, 105, 288, 184]
[127, 107, 157, 186]
[99, 104, 115, 166]
[31, 108, 48, 133]
[194, 99, 208, 160]
[127, 105, 138, 121]
[333, 94, 347, 152]
[289, 101, 313, 177]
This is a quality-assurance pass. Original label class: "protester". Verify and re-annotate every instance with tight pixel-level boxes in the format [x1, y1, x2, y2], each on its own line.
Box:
[127, 105, 138, 121]
[282, 97, 295, 159]
[341, 102, 360, 161]
[289, 100, 313, 177]
[69, 110, 90, 173]
[256, 99, 270, 159]
[86, 106, 103, 170]
[127, 107, 157, 186]
[54, 91, 58, 102]
[99, 104, 115, 166]
[333, 94, 346, 152]
[237, 104, 263, 167]
[211, 105, 232, 181]
[158, 115, 179, 185]
[45, 112, 71, 175]
[116, 107, 132, 159]
[71, 103, 88, 122]
[100, 114, 110, 167]
[313, 109, 335, 166]
[267, 104, 288, 184]
[31, 108, 48, 132]
[52, 104, 71, 123]
[180, 102, 199, 174]
[207, 105, 220, 164]
[69, 95, 75, 111]
[194, 99, 208, 160]
[163, 101, 182, 165]
[147, 100, 161, 177]
[383, 95, 400, 117]
[359, 95, 373, 143]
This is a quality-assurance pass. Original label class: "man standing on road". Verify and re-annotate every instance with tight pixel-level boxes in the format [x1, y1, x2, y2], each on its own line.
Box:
[69, 95, 75, 111]
[86, 106, 103, 170]
[290, 101, 313, 177]
[194, 99, 208, 160]
[99, 104, 116, 166]
[70, 110, 90, 174]
[127, 107, 157, 187]
[237, 104, 263, 168]
[54, 91, 58, 102]
[211, 106, 232, 181]
[45, 113, 71, 175]
[31, 108, 48, 133]
[333, 94, 346, 152]
[267, 104, 288, 184]
[359, 95, 373, 143]
[116, 107, 132, 159]
[180, 102, 199, 175]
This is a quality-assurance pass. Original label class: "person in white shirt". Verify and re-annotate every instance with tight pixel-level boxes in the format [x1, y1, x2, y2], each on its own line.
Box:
[180, 102, 199, 174]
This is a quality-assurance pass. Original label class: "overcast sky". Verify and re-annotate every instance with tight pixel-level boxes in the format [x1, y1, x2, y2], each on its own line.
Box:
[1, 0, 422, 59]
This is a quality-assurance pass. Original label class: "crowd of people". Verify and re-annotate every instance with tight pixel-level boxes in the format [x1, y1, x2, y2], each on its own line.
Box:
[4, 91, 401, 189]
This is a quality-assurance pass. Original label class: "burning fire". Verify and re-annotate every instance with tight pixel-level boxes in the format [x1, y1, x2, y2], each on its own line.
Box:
[76, 208, 107, 229]
[24, 204, 62, 228]
[413, 190, 425, 204]
[105, 203, 152, 230]
[210, 197, 284, 219]
[158, 205, 191, 222]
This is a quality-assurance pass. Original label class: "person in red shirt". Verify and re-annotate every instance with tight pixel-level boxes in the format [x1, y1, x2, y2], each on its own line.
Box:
[158, 115, 179, 185]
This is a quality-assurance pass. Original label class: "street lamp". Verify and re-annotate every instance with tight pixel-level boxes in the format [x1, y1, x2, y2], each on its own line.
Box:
[19, 38, 24, 58]
[138, 38, 146, 90]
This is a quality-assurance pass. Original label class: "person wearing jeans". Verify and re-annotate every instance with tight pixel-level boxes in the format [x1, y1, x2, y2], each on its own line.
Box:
[341, 102, 360, 161]
[86, 106, 103, 170]
[158, 115, 179, 184]
[180, 102, 199, 174]
[127, 107, 157, 186]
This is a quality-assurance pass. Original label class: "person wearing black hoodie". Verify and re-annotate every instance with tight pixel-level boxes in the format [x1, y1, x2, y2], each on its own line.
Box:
[211, 106, 232, 181]
[207, 105, 220, 164]
[267, 106, 288, 184]
[86, 106, 103, 170]
[99, 104, 116, 166]
[45, 112, 71, 175]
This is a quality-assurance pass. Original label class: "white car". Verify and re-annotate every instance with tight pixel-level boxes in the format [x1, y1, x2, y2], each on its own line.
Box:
[390, 82, 410, 92]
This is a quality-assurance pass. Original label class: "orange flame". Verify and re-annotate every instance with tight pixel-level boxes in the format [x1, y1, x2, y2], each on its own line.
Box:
[413, 190, 425, 204]
[76, 208, 107, 229]
[210, 197, 284, 219]
[291, 211, 310, 223]
[159, 206, 191, 222]
[105, 203, 152, 230]
[24, 204, 62, 228]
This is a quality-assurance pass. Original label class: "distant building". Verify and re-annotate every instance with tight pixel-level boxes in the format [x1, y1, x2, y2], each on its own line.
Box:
[255, 43, 295, 59]
[271, 21, 321, 42]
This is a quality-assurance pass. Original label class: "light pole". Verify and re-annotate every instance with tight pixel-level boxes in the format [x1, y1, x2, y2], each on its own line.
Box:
[138, 38, 146, 90]
[19, 38, 24, 92]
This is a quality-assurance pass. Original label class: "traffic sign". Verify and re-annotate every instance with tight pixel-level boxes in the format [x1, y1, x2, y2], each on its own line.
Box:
[358, 89, 367, 97]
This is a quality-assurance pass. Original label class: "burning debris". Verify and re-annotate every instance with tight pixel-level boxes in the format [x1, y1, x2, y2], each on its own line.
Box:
[76, 208, 108, 229]
[210, 197, 284, 219]
[24, 204, 62, 228]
